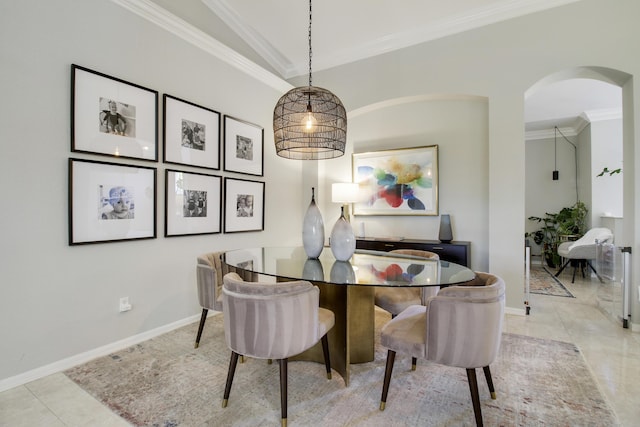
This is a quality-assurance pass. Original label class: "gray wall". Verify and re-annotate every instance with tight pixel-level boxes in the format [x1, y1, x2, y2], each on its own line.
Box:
[3, 0, 640, 388]
[318, 96, 489, 272]
[0, 0, 301, 386]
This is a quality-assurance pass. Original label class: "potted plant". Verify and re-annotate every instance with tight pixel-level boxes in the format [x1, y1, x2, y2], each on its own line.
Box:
[527, 201, 588, 268]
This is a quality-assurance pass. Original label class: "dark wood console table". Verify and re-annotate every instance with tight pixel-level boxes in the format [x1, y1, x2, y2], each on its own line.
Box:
[356, 238, 471, 267]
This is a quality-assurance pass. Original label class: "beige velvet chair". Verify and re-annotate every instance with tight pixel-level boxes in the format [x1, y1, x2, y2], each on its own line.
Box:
[555, 227, 613, 283]
[195, 252, 257, 349]
[379, 272, 505, 427]
[374, 249, 440, 318]
[221, 272, 335, 427]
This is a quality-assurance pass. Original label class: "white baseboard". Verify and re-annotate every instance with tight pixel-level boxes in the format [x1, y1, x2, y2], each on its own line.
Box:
[505, 306, 526, 316]
[0, 312, 220, 393]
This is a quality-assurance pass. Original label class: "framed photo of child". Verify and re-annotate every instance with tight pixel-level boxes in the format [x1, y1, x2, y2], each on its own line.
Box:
[165, 169, 222, 237]
[223, 177, 265, 233]
[71, 64, 158, 161]
[163, 94, 221, 170]
[223, 115, 264, 176]
[69, 158, 157, 245]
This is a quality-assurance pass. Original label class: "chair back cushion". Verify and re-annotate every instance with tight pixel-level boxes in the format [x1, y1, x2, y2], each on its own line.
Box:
[196, 252, 226, 311]
[222, 273, 324, 359]
[425, 272, 505, 368]
[389, 249, 439, 260]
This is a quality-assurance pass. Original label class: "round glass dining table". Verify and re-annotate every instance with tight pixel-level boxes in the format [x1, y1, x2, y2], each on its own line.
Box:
[222, 247, 475, 385]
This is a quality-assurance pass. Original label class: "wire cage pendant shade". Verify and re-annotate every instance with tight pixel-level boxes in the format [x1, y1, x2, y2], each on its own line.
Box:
[273, 0, 347, 160]
[274, 86, 347, 159]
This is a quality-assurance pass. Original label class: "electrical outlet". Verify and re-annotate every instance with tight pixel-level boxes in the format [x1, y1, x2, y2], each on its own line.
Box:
[119, 297, 132, 312]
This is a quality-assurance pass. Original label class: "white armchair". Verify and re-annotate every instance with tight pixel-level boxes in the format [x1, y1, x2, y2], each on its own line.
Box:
[555, 227, 613, 283]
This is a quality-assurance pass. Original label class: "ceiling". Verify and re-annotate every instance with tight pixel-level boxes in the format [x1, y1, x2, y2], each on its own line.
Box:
[158, 0, 623, 134]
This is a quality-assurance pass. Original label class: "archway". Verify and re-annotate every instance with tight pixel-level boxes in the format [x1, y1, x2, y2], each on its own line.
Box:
[524, 66, 633, 325]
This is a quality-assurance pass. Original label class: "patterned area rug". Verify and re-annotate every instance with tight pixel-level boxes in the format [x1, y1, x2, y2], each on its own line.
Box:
[65, 310, 617, 426]
[528, 265, 575, 298]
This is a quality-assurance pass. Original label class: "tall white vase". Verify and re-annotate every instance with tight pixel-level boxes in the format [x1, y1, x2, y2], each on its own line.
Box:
[302, 187, 325, 259]
[330, 207, 356, 261]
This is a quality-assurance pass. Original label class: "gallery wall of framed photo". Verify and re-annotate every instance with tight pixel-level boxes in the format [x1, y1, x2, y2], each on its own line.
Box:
[69, 64, 265, 245]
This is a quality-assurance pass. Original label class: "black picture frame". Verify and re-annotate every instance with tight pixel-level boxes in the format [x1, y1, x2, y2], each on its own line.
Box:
[71, 64, 158, 161]
[223, 177, 265, 233]
[69, 158, 157, 245]
[223, 115, 264, 176]
[165, 169, 222, 237]
[163, 94, 221, 170]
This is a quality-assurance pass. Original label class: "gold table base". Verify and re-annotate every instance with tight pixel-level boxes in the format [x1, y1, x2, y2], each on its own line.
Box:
[290, 283, 375, 386]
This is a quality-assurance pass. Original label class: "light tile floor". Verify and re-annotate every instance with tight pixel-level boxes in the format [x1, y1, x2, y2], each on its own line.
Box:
[1, 265, 639, 426]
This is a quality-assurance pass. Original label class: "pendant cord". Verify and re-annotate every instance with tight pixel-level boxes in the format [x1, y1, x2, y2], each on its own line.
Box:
[308, 0, 312, 88]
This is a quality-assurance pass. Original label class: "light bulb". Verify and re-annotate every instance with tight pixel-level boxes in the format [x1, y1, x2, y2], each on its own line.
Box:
[302, 110, 317, 132]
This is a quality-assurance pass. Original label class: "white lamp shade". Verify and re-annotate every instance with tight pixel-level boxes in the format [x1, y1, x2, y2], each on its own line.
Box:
[332, 183, 360, 203]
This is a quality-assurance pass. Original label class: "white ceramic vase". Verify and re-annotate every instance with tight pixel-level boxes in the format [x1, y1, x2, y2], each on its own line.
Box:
[302, 187, 325, 259]
[330, 207, 356, 261]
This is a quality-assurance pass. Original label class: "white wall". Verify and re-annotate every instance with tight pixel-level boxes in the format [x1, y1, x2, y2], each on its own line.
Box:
[319, 96, 489, 272]
[0, 0, 301, 386]
[525, 134, 580, 254]
[591, 119, 624, 222]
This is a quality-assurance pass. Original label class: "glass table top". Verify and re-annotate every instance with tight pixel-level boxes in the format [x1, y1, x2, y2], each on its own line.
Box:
[223, 247, 476, 287]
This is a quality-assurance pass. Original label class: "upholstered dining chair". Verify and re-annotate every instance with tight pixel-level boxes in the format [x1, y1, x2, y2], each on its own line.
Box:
[378, 272, 505, 427]
[221, 272, 335, 427]
[374, 249, 440, 317]
[195, 252, 257, 349]
[374, 249, 441, 371]
[555, 227, 613, 283]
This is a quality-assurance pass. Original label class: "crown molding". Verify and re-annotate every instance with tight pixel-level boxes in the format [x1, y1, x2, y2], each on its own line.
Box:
[201, 0, 293, 78]
[526, 107, 623, 140]
[289, 0, 583, 77]
[581, 107, 623, 123]
[526, 126, 576, 141]
[111, 0, 292, 93]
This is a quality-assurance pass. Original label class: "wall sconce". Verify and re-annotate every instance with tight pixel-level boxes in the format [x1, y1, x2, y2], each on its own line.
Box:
[331, 183, 359, 223]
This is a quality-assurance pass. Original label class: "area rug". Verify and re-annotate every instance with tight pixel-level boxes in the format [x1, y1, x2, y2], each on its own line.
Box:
[528, 265, 575, 298]
[65, 311, 617, 426]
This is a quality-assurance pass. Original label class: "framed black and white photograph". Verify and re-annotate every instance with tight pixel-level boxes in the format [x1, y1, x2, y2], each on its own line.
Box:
[165, 169, 222, 237]
[71, 64, 158, 161]
[223, 115, 264, 176]
[69, 158, 156, 245]
[223, 177, 265, 233]
[163, 94, 220, 170]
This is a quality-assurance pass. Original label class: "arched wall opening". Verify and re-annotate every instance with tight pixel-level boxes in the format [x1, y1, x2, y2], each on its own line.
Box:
[524, 66, 635, 327]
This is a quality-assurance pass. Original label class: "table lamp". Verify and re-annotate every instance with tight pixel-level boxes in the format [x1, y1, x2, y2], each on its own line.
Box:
[331, 183, 359, 223]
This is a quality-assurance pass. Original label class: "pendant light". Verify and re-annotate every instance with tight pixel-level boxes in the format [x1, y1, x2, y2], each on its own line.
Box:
[273, 0, 347, 160]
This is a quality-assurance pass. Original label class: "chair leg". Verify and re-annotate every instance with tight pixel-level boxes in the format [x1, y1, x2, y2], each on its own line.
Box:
[571, 262, 578, 283]
[380, 350, 396, 411]
[466, 368, 483, 427]
[411, 357, 417, 371]
[586, 260, 605, 282]
[222, 351, 239, 408]
[321, 334, 332, 379]
[482, 366, 496, 399]
[555, 260, 570, 277]
[194, 308, 208, 348]
[279, 359, 288, 427]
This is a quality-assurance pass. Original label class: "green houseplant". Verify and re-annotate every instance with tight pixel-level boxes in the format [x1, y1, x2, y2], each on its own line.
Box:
[527, 201, 588, 268]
